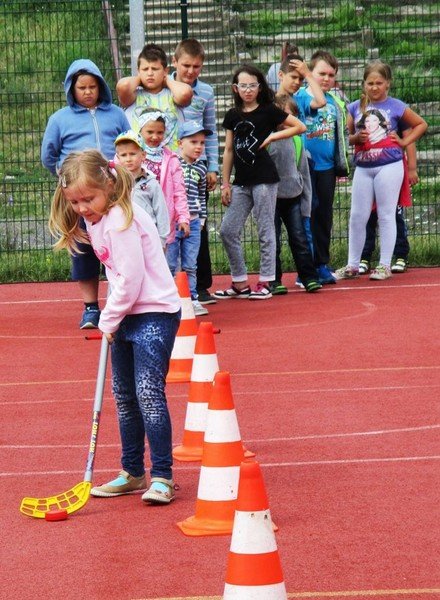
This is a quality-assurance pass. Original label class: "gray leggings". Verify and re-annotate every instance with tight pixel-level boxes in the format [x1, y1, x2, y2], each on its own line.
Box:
[349, 161, 404, 268]
[220, 183, 278, 282]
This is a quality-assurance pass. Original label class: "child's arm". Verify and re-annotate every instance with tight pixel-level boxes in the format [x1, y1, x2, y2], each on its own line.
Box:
[116, 75, 142, 107]
[402, 128, 418, 185]
[199, 168, 208, 223]
[347, 112, 368, 146]
[221, 129, 234, 207]
[259, 114, 306, 149]
[171, 157, 190, 236]
[41, 117, 62, 176]
[149, 180, 171, 247]
[390, 107, 428, 148]
[290, 59, 326, 109]
[165, 75, 193, 107]
[203, 91, 219, 189]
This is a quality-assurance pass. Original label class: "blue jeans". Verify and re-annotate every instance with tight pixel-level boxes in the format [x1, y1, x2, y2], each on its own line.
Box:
[167, 218, 201, 300]
[110, 310, 181, 480]
[275, 197, 318, 284]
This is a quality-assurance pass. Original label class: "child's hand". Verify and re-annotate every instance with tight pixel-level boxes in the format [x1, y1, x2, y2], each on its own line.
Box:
[408, 168, 419, 185]
[178, 222, 190, 237]
[221, 186, 232, 206]
[207, 172, 218, 191]
[356, 129, 369, 144]
[389, 131, 406, 147]
[289, 59, 309, 78]
[259, 134, 272, 150]
[104, 332, 115, 344]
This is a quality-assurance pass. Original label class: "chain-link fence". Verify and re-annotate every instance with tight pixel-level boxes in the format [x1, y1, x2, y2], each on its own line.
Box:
[1, 0, 439, 281]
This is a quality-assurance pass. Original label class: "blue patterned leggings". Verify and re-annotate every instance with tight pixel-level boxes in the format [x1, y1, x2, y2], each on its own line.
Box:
[110, 310, 180, 480]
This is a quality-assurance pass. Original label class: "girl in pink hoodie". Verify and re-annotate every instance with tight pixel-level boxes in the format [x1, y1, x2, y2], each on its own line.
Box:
[49, 149, 181, 505]
[137, 109, 190, 243]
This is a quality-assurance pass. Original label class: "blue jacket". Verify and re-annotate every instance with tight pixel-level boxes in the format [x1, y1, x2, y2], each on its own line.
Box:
[41, 59, 130, 174]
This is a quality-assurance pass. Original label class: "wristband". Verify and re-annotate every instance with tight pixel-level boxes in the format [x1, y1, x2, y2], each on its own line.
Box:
[221, 183, 230, 190]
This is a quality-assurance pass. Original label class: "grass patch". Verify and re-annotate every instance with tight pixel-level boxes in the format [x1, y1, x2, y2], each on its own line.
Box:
[0, 248, 71, 282]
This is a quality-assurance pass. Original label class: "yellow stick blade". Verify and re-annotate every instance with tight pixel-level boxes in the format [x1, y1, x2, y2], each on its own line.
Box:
[20, 481, 91, 518]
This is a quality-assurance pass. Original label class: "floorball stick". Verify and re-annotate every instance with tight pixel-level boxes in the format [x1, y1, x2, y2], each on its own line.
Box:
[20, 335, 109, 519]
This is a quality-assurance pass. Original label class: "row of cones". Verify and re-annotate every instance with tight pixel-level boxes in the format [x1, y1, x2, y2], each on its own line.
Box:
[168, 273, 287, 598]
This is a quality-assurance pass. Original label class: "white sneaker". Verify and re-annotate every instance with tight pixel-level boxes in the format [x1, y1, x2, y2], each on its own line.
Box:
[391, 258, 407, 273]
[192, 299, 209, 316]
[359, 260, 370, 275]
[369, 265, 392, 280]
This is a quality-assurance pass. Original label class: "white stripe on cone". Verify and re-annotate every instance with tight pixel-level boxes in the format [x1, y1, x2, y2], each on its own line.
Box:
[184, 402, 209, 431]
[191, 354, 219, 381]
[223, 582, 287, 599]
[181, 297, 195, 319]
[204, 409, 241, 443]
[197, 465, 240, 501]
[170, 335, 197, 359]
[230, 509, 277, 554]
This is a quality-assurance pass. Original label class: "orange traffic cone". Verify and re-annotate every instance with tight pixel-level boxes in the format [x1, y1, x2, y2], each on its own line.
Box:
[166, 272, 198, 383]
[173, 321, 219, 461]
[176, 371, 246, 536]
[223, 461, 287, 599]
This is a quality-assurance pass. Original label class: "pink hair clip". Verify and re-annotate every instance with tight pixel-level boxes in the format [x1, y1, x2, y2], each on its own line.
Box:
[108, 160, 117, 179]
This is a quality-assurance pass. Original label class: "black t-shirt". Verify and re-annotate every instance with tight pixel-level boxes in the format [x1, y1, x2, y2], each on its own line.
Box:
[223, 103, 288, 186]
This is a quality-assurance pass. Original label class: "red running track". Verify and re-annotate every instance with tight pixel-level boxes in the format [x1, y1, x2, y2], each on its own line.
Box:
[1, 269, 440, 600]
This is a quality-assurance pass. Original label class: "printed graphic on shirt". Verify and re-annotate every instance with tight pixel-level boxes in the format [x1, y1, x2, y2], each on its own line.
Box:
[305, 104, 337, 141]
[356, 108, 388, 144]
[354, 105, 403, 167]
[233, 120, 259, 165]
[189, 95, 208, 112]
[95, 246, 110, 265]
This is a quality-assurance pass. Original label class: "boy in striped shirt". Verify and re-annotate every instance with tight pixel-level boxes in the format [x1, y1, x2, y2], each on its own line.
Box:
[166, 121, 212, 316]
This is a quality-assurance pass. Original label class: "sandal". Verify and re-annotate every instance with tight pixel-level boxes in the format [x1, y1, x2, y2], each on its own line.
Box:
[142, 477, 176, 505]
[213, 285, 251, 299]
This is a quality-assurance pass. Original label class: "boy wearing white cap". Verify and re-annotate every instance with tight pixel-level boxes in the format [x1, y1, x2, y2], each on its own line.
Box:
[115, 130, 170, 247]
[167, 121, 212, 316]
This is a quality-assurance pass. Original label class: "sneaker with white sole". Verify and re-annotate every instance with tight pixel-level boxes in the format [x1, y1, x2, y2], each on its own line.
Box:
[391, 258, 407, 273]
[359, 259, 370, 275]
[334, 266, 360, 280]
[142, 477, 175, 504]
[79, 307, 100, 329]
[370, 265, 392, 280]
[192, 300, 209, 316]
[197, 290, 217, 305]
[248, 281, 272, 300]
[91, 470, 147, 497]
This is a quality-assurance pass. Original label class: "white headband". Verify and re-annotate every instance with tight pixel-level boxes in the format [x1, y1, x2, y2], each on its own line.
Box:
[138, 110, 165, 129]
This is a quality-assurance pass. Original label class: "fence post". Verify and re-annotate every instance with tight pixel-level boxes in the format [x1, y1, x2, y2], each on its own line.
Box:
[180, 0, 188, 40]
[129, 0, 145, 75]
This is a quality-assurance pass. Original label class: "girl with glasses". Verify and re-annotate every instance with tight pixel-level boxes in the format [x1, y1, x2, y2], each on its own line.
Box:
[214, 65, 305, 300]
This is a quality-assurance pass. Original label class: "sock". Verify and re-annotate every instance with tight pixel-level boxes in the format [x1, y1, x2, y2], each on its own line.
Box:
[84, 302, 99, 311]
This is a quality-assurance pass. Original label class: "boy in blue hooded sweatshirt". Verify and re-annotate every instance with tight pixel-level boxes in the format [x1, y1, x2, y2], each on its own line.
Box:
[41, 59, 130, 329]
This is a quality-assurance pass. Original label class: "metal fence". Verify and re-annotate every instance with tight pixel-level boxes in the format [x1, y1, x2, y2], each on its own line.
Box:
[1, 0, 439, 281]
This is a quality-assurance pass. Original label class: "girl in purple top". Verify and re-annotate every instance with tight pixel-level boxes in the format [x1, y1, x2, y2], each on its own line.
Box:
[335, 60, 427, 281]
[49, 149, 181, 505]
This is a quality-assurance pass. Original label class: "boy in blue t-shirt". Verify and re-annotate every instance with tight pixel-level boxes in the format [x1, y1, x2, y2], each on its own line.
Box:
[295, 50, 349, 284]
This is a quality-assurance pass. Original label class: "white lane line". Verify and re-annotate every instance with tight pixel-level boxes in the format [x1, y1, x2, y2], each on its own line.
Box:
[2, 424, 439, 450]
[2, 455, 440, 477]
[2, 383, 440, 406]
[2, 365, 440, 390]
[1, 279, 439, 307]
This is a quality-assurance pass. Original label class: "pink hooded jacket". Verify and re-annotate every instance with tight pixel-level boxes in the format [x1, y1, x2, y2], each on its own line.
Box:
[154, 147, 190, 244]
